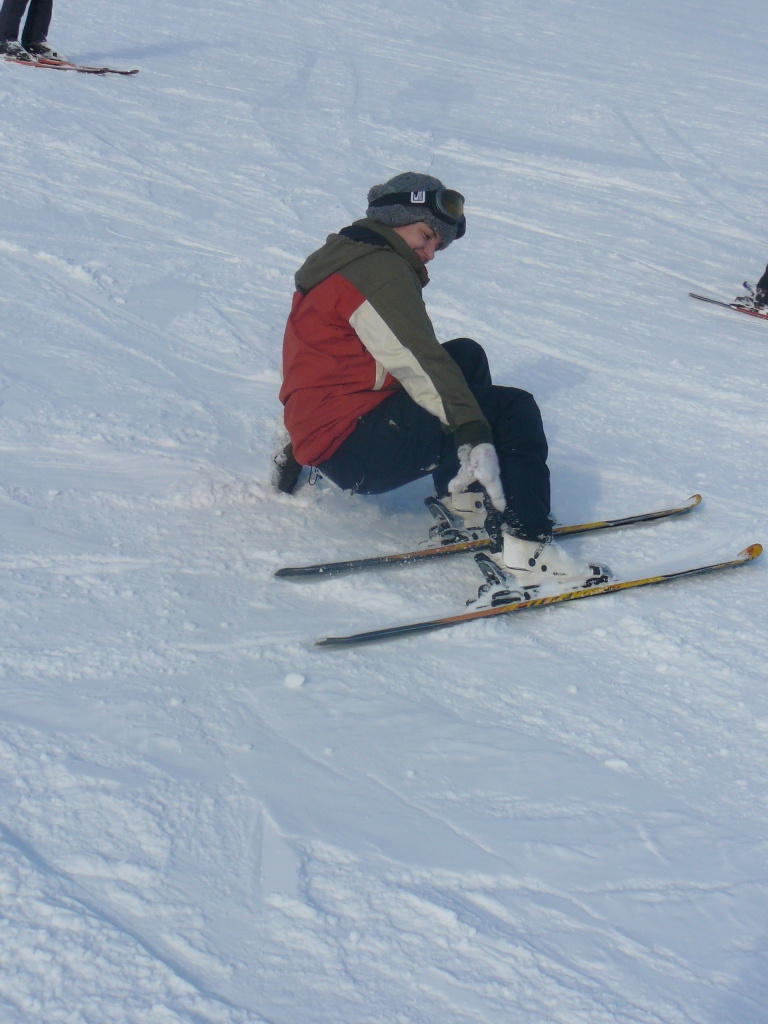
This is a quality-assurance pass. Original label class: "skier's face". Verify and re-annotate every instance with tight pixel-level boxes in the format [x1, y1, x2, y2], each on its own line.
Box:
[391, 222, 443, 264]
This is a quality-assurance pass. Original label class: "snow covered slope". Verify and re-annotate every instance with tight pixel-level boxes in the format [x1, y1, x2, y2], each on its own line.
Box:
[1, 0, 767, 1020]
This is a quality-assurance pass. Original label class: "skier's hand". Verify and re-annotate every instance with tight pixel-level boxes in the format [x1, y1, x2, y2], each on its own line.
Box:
[449, 443, 506, 512]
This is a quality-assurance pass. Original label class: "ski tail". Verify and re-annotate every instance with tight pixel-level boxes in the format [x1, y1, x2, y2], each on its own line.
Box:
[690, 292, 734, 309]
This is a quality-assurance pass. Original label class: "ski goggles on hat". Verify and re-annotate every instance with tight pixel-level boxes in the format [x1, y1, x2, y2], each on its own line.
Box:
[369, 188, 466, 238]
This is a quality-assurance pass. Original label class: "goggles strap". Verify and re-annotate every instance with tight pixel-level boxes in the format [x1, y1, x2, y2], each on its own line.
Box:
[369, 190, 464, 226]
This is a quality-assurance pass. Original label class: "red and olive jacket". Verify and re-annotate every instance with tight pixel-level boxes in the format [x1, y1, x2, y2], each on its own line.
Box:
[280, 219, 492, 467]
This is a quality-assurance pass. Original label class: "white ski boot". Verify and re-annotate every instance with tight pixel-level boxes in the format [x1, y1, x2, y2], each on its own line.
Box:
[0, 40, 34, 61]
[426, 491, 487, 545]
[25, 42, 68, 62]
[467, 552, 528, 610]
[734, 281, 767, 311]
[497, 532, 612, 594]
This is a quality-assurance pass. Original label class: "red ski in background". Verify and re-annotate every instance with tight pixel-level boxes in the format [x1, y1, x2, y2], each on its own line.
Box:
[690, 293, 768, 321]
[690, 278, 768, 322]
[3, 53, 138, 75]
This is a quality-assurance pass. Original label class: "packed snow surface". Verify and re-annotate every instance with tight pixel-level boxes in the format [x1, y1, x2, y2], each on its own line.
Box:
[1, 1, 767, 1021]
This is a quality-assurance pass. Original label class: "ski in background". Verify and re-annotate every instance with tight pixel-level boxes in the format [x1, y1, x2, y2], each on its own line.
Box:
[690, 282, 768, 322]
[275, 493, 703, 579]
[3, 53, 138, 75]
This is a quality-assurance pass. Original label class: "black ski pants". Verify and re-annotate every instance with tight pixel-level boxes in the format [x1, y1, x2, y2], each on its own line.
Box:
[0, 0, 52, 45]
[318, 338, 553, 540]
[757, 263, 768, 303]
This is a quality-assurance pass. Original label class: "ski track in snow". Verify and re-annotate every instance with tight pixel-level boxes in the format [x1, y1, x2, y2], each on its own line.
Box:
[1, 0, 768, 1021]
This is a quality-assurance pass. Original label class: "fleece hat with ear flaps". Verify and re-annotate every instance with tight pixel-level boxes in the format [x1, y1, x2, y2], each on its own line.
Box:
[366, 172, 465, 249]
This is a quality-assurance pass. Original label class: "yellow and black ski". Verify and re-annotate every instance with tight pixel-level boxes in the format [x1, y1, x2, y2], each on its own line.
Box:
[316, 544, 762, 648]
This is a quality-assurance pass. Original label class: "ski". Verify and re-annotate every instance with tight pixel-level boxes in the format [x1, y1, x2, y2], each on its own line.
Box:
[316, 543, 762, 647]
[689, 293, 768, 321]
[275, 493, 702, 579]
[4, 55, 138, 75]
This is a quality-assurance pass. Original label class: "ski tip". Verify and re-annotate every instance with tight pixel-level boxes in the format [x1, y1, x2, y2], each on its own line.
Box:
[688, 493, 703, 506]
[740, 543, 763, 561]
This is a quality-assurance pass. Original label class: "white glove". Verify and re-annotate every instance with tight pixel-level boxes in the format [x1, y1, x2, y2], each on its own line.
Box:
[448, 443, 506, 512]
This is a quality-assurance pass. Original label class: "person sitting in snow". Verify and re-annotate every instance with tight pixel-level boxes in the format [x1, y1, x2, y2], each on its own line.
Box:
[276, 171, 610, 595]
[0, 0, 65, 61]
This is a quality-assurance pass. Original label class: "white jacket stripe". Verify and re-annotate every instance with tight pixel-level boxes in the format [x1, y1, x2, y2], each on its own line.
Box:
[349, 300, 449, 425]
